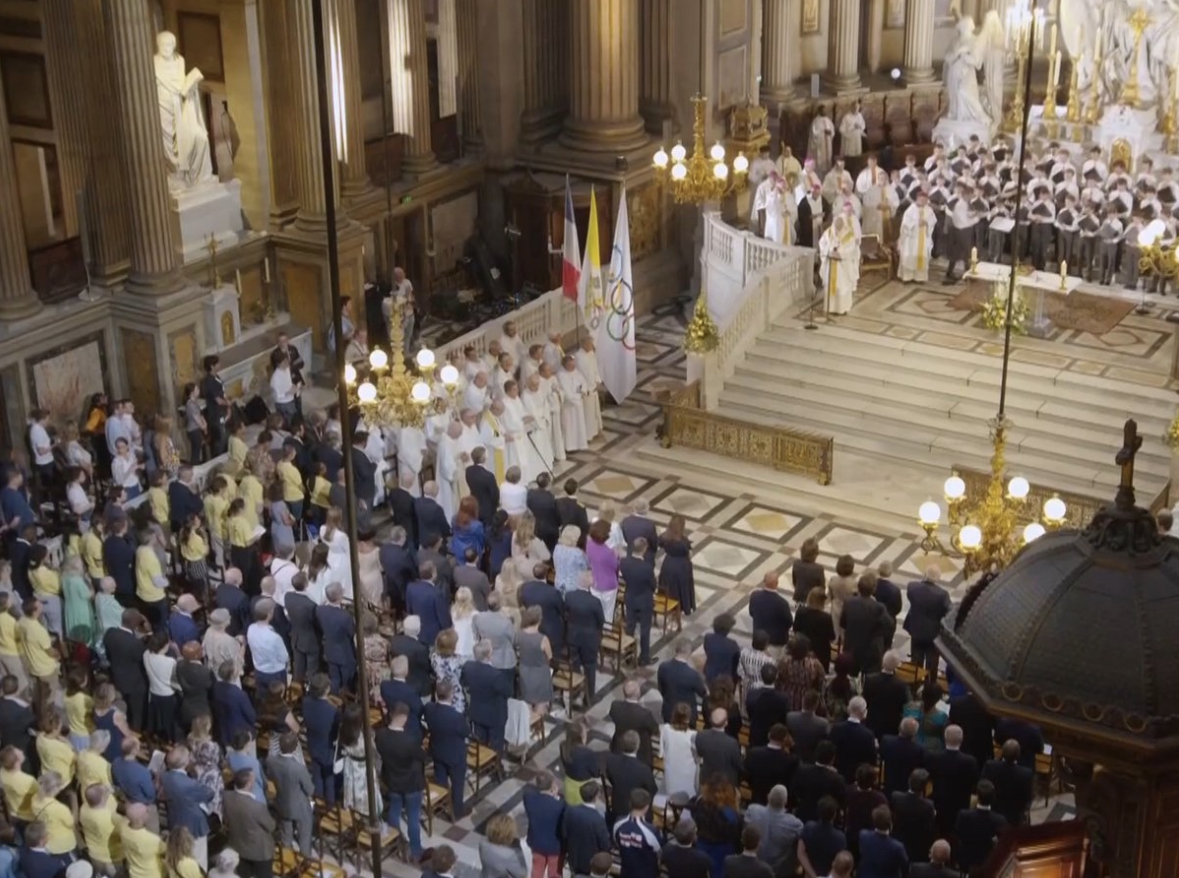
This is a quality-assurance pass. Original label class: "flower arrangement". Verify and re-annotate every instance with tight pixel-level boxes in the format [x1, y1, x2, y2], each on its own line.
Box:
[980, 283, 1028, 335]
[683, 289, 720, 353]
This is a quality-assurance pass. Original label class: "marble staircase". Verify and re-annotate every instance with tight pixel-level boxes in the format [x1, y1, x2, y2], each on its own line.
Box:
[712, 318, 1174, 505]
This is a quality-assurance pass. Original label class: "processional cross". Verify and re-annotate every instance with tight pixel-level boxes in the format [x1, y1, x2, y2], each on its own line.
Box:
[1115, 418, 1142, 511]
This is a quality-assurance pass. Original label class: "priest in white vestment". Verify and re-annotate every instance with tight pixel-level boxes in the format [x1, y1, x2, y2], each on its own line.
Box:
[483, 341, 503, 376]
[436, 421, 464, 521]
[396, 425, 427, 496]
[819, 208, 862, 317]
[855, 157, 890, 239]
[898, 191, 936, 283]
[520, 344, 544, 387]
[463, 346, 484, 382]
[575, 339, 605, 440]
[490, 354, 515, 400]
[498, 321, 528, 369]
[522, 373, 555, 476]
[479, 401, 509, 482]
[542, 333, 564, 372]
[463, 372, 490, 413]
[822, 159, 853, 205]
[838, 102, 866, 157]
[457, 409, 481, 498]
[538, 363, 566, 463]
[557, 355, 590, 453]
[502, 380, 545, 484]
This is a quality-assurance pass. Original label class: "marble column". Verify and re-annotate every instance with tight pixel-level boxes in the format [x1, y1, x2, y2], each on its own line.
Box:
[0, 73, 41, 319]
[437, 0, 459, 118]
[520, 0, 567, 143]
[104, 0, 183, 295]
[640, 0, 674, 133]
[41, 0, 87, 238]
[822, 0, 863, 94]
[561, 0, 646, 153]
[457, 0, 482, 147]
[291, 0, 335, 229]
[388, 0, 437, 173]
[335, 0, 372, 200]
[761, 0, 800, 107]
[865, 0, 884, 73]
[902, 0, 937, 85]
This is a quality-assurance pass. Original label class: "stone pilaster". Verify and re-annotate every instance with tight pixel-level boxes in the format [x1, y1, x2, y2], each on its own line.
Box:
[520, 0, 567, 143]
[388, 0, 437, 174]
[821, 0, 863, 95]
[902, 0, 937, 85]
[561, 0, 646, 153]
[220, 0, 271, 230]
[290, 0, 337, 230]
[640, 0, 674, 133]
[41, 0, 88, 238]
[103, 0, 184, 295]
[761, 0, 800, 108]
[0, 71, 42, 319]
[437, 0, 459, 118]
[336, 0, 372, 200]
[865, 0, 884, 73]
[457, 0, 482, 147]
[260, 0, 299, 227]
[749, 0, 763, 105]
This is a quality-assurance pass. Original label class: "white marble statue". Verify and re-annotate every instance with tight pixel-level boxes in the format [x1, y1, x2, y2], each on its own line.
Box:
[943, 17, 993, 128]
[979, 12, 1007, 122]
[154, 31, 214, 189]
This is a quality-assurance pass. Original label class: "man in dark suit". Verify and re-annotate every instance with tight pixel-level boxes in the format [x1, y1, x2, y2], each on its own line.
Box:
[414, 484, 451, 548]
[787, 690, 831, 763]
[792, 741, 847, 822]
[391, 620, 432, 696]
[556, 478, 590, 546]
[0, 675, 35, 754]
[417, 532, 455, 598]
[222, 768, 278, 876]
[657, 640, 708, 724]
[211, 660, 257, 746]
[301, 675, 339, 806]
[904, 566, 952, 675]
[423, 679, 470, 818]
[18, 822, 73, 878]
[520, 565, 565, 659]
[566, 574, 606, 705]
[379, 655, 424, 740]
[215, 568, 252, 636]
[316, 583, 356, 693]
[748, 572, 793, 653]
[313, 435, 344, 484]
[702, 614, 740, 683]
[928, 725, 980, 837]
[269, 732, 315, 854]
[103, 519, 136, 605]
[858, 806, 909, 877]
[948, 687, 995, 770]
[607, 679, 659, 765]
[994, 717, 1045, 770]
[461, 640, 513, 751]
[350, 433, 377, 511]
[379, 527, 418, 612]
[746, 663, 789, 748]
[604, 730, 657, 822]
[285, 574, 319, 682]
[453, 549, 492, 610]
[619, 498, 658, 564]
[862, 651, 912, 741]
[103, 609, 148, 731]
[982, 740, 1034, 827]
[619, 539, 656, 664]
[465, 447, 499, 526]
[873, 560, 903, 649]
[910, 840, 964, 878]
[161, 746, 214, 853]
[167, 466, 204, 533]
[405, 561, 452, 647]
[561, 781, 612, 877]
[696, 707, 744, 785]
[661, 818, 714, 878]
[954, 780, 1008, 871]
[526, 472, 561, 551]
[891, 768, 936, 864]
[386, 471, 418, 548]
[829, 696, 878, 783]
[744, 724, 800, 807]
[839, 575, 892, 676]
[522, 772, 566, 876]
[880, 718, 926, 796]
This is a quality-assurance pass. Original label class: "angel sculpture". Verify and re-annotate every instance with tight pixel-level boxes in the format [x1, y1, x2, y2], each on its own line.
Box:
[942, 16, 994, 128]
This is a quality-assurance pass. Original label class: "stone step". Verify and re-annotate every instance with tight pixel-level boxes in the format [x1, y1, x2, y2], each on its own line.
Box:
[726, 366, 1173, 469]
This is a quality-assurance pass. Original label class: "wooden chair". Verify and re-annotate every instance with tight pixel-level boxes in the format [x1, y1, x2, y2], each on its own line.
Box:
[466, 739, 503, 796]
[600, 619, 637, 673]
[348, 812, 404, 870]
[272, 846, 347, 878]
[313, 799, 355, 862]
[552, 659, 587, 711]
[423, 776, 453, 835]
[859, 233, 895, 282]
[654, 592, 682, 634]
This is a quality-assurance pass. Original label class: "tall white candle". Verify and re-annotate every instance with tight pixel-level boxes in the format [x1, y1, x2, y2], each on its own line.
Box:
[1049, 22, 1057, 59]
[1053, 51, 1061, 88]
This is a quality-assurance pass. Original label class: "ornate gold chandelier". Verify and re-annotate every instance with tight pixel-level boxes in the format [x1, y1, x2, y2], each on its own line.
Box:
[344, 300, 460, 428]
[917, 415, 1067, 576]
[653, 95, 749, 204]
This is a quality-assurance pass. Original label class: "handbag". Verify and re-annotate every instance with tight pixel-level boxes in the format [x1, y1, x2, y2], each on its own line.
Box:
[333, 738, 344, 775]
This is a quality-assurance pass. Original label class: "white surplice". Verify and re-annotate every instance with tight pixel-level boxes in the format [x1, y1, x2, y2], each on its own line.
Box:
[502, 395, 545, 484]
[542, 341, 564, 372]
[541, 375, 566, 462]
[898, 203, 936, 282]
[463, 382, 489, 413]
[522, 388, 555, 475]
[479, 412, 508, 482]
[435, 433, 461, 520]
[819, 218, 861, 316]
[556, 367, 589, 452]
[491, 366, 514, 400]
[574, 349, 604, 439]
[397, 426, 427, 494]
[498, 333, 528, 368]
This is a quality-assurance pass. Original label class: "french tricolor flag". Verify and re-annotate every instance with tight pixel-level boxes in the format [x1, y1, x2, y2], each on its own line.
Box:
[562, 175, 580, 301]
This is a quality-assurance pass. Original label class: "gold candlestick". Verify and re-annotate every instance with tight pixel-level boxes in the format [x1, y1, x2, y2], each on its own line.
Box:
[1043, 54, 1059, 137]
[1120, 7, 1151, 109]
[1066, 59, 1083, 124]
[206, 235, 221, 288]
[1163, 69, 1179, 154]
[1006, 49, 1029, 133]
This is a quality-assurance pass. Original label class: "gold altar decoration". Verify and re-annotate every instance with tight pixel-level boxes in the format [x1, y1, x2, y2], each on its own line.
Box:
[659, 381, 834, 485]
[916, 415, 1068, 576]
[653, 95, 749, 205]
[1042, 53, 1059, 137]
[981, 282, 1029, 335]
[683, 290, 720, 354]
[1138, 237, 1179, 287]
[1065, 60, 1083, 124]
[206, 235, 222, 288]
[1120, 7, 1151, 109]
[1003, 0, 1044, 133]
[344, 300, 456, 429]
[1084, 18, 1102, 125]
[726, 101, 770, 158]
[1163, 69, 1178, 154]
[1165, 408, 1179, 449]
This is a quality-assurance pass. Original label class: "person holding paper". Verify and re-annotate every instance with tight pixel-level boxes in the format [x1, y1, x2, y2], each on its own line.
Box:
[898, 191, 937, 284]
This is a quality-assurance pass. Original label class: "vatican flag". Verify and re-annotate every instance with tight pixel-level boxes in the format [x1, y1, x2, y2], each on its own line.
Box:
[597, 186, 637, 403]
[577, 187, 605, 332]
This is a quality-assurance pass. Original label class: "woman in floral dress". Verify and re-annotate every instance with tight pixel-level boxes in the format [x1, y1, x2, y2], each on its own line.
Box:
[430, 629, 467, 714]
[187, 714, 224, 821]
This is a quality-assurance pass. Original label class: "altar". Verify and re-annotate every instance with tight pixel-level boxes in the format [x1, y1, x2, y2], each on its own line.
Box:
[211, 318, 312, 405]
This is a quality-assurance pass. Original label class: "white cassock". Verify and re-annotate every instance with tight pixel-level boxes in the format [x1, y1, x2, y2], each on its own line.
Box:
[808, 115, 835, 175]
[838, 110, 865, 157]
[859, 184, 896, 240]
[522, 387, 555, 474]
[898, 203, 936, 282]
[764, 186, 797, 246]
[463, 382, 489, 413]
[483, 352, 500, 375]
[498, 334, 528, 368]
[464, 359, 483, 382]
[520, 356, 542, 387]
[819, 219, 861, 316]
[424, 411, 450, 451]
[397, 426, 427, 495]
[542, 342, 563, 372]
[574, 349, 604, 438]
[435, 434, 461, 520]
[822, 169, 852, 204]
[500, 395, 532, 481]
[479, 412, 508, 482]
[557, 368, 589, 452]
[491, 366, 514, 400]
[541, 375, 566, 462]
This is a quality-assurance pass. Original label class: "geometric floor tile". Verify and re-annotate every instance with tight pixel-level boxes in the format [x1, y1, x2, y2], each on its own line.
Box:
[577, 468, 654, 502]
[690, 537, 769, 578]
[817, 524, 890, 561]
[726, 503, 805, 541]
[651, 485, 731, 522]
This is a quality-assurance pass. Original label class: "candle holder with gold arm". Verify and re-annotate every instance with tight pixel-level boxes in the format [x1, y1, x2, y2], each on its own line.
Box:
[1042, 54, 1059, 139]
[1162, 70, 1178, 154]
[653, 95, 750, 204]
[1003, 0, 1044, 134]
[1065, 60, 1083, 125]
[1120, 7, 1152, 109]
[344, 299, 437, 429]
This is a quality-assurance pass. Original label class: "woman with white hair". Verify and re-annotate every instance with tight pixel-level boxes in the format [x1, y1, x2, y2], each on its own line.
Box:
[202, 609, 244, 683]
[451, 588, 477, 658]
[552, 525, 587, 597]
[208, 847, 240, 878]
[511, 511, 551, 570]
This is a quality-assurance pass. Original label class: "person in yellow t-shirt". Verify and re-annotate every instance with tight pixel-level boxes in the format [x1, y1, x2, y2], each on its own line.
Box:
[147, 471, 171, 531]
[179, 515, 210, 594]
[80, 783, 126, 874]
[237, 469, 264, 532]
[78, 731, 114, 791]
[0, 746, 36, 822]
[17, 601, 60, 701]
[225, 499, 260, 586]
[165, 826, 203, 878]
[276, 445, 305, 520]
[226, 421, 249, 476]
[36, 712, 76, 787]
[122, 802, 166, 878]
[32, 771, 77, 855]
[134, 533, 168, 629]
[203, 477, 231, 541]
[65, 666, 95, 750]
[309, 461, 332, 526]
[0, 594, 27, 694]
[80, 518, 107, 585]
[27, 545, 64, 641]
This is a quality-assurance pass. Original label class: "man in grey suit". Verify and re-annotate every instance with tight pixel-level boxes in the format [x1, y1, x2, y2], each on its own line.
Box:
[223, 768, 277, 878]
[268, 732, 314, 855]
[472, 591, 517, 688]
[695, 706, 744, 785]
[453, 548, 491, 610]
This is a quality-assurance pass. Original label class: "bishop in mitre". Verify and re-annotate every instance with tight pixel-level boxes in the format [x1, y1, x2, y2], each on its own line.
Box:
[557, 356, 590, 453]
[574, 338, 605, 440]
[898, 190, 936, 283]
[819, 204, 862, 316]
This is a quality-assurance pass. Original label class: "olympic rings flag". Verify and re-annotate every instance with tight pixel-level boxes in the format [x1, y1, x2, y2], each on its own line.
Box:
[597, 186, 637, 403]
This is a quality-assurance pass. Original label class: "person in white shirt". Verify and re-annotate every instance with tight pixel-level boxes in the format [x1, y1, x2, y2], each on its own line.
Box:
[143, 630, 179, 737]
[270, 351, 299, 427]
[111, 437, 143, 499]
[838, 101, 866, 157]
[65, 468, 93, 525]
[463, 372, 490, 413]
[343, 328, 371, 366]
[270, 546, 300, 607]
[247, 596, 290, 688]
[498, 320, 528, 369]
[499, 466, 528, 516]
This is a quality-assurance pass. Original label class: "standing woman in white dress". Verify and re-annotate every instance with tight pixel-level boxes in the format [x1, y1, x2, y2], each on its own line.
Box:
[319, 507, 354, 602]
[660, 702, 699, 798]
[451, 587, 477, 659]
